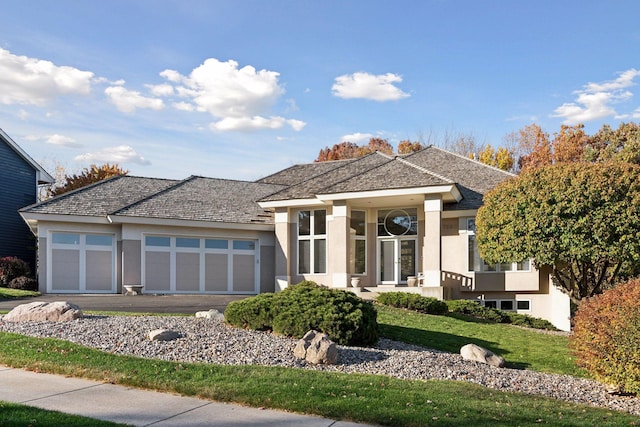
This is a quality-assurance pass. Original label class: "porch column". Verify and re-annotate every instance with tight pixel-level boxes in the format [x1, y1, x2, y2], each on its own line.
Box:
[422, 195, 442, 286]
[274, 207, 291, 291]
[329, 201, 349, 288]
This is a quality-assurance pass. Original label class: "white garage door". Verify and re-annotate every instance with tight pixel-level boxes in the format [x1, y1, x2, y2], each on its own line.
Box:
[143, 236, 258, 294]
[49, 232, 116, 293]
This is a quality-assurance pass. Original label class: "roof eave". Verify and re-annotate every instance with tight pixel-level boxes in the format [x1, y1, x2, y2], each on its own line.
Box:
[107, 215, 275, 231]
[258, 198, 328, 209]
[317, 184, 463, 203]
[1, 128, 55, 184]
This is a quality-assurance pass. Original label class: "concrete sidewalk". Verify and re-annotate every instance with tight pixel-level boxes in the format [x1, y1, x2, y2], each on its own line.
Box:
[0, 366, 373, 426]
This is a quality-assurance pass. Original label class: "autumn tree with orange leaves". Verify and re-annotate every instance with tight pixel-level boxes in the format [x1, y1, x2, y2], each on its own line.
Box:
[47, 163, 128, 198]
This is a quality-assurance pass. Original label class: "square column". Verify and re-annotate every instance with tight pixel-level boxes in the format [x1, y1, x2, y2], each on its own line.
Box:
[328, 201, 349, 288]
[274, 208, 291, 291]
[422, 195, 442, 286]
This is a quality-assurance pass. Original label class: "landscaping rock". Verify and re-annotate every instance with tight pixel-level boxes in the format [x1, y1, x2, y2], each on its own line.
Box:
[3, 301, 83, 322]
[148, 329, 180, 341]
[195, 309, 225, 321]
[460, 343, 505, 368]
[293, 330, 338, 365]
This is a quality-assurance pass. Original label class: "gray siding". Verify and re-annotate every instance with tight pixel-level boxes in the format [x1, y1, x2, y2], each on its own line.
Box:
[0, 140, 37, 270]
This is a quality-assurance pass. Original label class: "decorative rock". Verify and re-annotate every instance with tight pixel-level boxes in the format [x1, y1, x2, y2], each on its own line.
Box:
[460, 343, 505, 368]
[148, 329, 180, 341]
[293, 330, 338, 365]
[195, 309, 225, 321]
[3, 301, 83, 322]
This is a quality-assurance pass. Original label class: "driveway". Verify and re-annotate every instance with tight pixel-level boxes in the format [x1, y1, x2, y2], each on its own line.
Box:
[0, 294, 249, 314]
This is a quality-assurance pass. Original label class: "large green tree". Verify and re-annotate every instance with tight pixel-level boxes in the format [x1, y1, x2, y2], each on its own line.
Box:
[476, 162, 640, 303]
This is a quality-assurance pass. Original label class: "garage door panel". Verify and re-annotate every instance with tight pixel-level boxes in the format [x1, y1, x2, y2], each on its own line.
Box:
[51, 249, 80, 291]
[145, 251, 170, 291]
[86, 250, 113, 291]
[233, 254, 255, 292]
[205, 254, 228, 291]
[176, 252, 200, 291]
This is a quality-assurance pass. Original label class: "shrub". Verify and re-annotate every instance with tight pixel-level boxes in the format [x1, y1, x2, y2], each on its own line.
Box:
[570, 279, 640, 394]
[225, 281, 378, 346]
[376, 292, 448, 315]
[224, 293, 274, 331]
[446, 300, 557, 330]
[0, 257, 31, 286]
[7, 276, 38, 291]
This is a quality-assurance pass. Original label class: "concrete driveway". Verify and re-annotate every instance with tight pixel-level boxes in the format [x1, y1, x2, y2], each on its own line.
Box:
[0, 293, 249, 314]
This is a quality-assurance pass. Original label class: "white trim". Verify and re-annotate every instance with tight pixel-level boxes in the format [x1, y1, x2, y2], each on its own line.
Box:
[109, 215, 274, 231]
[259, 198, 327, 208]
[317, 185, 462, 203]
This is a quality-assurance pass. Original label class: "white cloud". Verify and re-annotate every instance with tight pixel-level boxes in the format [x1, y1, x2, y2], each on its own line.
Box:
[146, 83, 174, 97]
[158, 58, 304, 132]
[75, 145, 150, 165]
[332, 72, 410, 101]
[105, 86, 165, 113]
[552, 68, 640, 125]
[210, 116, 307, 132]
[46, 134, 81, 147]
[0, 48, 94, 106]
[340, 132, 374, 144]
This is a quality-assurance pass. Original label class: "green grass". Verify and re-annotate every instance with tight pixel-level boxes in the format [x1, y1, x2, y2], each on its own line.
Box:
[0, 401, 126, 426]
[377, 305, 582, 376]
[0, 332, 637, 426]
[0, 287, 39, 299]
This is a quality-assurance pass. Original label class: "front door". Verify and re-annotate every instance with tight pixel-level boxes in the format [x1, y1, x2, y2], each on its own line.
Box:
[379, 238, 417, 284]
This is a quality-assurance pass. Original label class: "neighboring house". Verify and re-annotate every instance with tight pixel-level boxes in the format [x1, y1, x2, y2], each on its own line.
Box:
[19, 146, 571, 330]
[0, 128, 54, 271]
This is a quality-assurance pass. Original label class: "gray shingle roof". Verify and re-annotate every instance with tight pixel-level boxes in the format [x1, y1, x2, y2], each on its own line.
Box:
[257, 159, 355, 186]
[113, 176, 285, 224]
[22, 176, 179, 216]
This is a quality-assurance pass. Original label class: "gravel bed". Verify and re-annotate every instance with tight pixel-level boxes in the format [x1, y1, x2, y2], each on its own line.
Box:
[1, 314, 639, 416]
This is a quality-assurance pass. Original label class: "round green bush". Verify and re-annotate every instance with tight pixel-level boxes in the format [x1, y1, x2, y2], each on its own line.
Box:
[225, 281, 378, 346]
[570, 279, 640, 394]
[7, 276, 37, 291]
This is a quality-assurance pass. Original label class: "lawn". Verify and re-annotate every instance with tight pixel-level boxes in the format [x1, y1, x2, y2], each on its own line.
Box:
[0, 287, 39, 299]
[376, 305, 582, 376]
[0, 401, 124, 426]
[0, 306, 637, 426]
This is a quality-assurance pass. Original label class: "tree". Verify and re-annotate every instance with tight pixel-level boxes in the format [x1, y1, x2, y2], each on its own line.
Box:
[47, 163, 129, 197]
[476, 162, 640, 304]
[552, 124, 590, 164]
[315, 142, 360, 162]
[516, 124, 552, 171]
[397, 140, 425, 154]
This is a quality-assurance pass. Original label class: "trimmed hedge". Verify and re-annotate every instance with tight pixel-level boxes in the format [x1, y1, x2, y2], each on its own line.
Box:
[570, 279, 640, 394]
[446, 300, 557, 330]
[0, 257, 31, 286]
[224, 281, 378, 346]
[376, 292, 448, 315]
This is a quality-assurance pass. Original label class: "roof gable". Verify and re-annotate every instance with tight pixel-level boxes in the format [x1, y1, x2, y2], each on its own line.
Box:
[0, 128, 54, 184]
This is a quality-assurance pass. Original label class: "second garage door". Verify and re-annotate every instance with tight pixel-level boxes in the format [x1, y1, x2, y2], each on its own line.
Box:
[143, 236, 258, 294]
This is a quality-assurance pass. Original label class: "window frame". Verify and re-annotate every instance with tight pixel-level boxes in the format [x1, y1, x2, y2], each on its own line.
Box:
[350, 210, 367, 275]
[467, 218, 531, 273]
[297, 209, 327, 275]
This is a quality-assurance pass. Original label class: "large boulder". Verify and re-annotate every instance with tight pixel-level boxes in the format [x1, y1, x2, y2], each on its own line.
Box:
[195, 309, 225, 321]
[148, 329, 180, 341]
[3, 301, 83, 322]
[293, 330, 338, 365]
[460, 343, 505, 368]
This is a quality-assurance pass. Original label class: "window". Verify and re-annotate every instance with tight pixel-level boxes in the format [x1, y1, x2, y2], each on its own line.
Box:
[52, 233, 80, 245]
[145, 236, 170, 247]
[233, 240, 256, 250]
[378, 209, 417, 236]
[350, 210, 366, 274]
[176, 238, 200, 248]
[517, 300, 531, 311]
[500, 300, 514, 311]
[467, 219, 530, 272]
[85, 235, 113, 246]
[298, 210, 326, 274]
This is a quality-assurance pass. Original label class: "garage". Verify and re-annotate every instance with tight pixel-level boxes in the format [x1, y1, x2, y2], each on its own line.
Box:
[48, 232, 116, 293]
[143, 235, 259, 294]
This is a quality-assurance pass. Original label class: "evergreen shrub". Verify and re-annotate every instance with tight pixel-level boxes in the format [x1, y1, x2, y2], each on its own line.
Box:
[224, 281, 378, 346]
[570, 279, 640, 394]
[375, 292, 448, 315]
[7, 276, 38, 291]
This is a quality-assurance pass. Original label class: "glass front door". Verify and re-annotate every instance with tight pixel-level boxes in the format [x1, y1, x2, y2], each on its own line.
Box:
[379, 238, 417, 284]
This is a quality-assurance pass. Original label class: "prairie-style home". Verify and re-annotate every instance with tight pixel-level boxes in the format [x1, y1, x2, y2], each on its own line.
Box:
[20, 146, 570, 330]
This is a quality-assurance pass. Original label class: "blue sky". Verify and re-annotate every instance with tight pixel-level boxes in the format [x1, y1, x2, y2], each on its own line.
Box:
[1, 0, 639, 181]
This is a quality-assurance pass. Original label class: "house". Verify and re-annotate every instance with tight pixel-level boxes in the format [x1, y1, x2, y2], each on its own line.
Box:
[0, 128, 54, 271]
[19, 146, 571, 330]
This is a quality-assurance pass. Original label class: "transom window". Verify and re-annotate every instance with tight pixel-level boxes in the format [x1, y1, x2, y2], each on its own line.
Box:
[377, 209, 417, 236]
[298, 210, 327, 274]
[467, 219, 530, 272]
